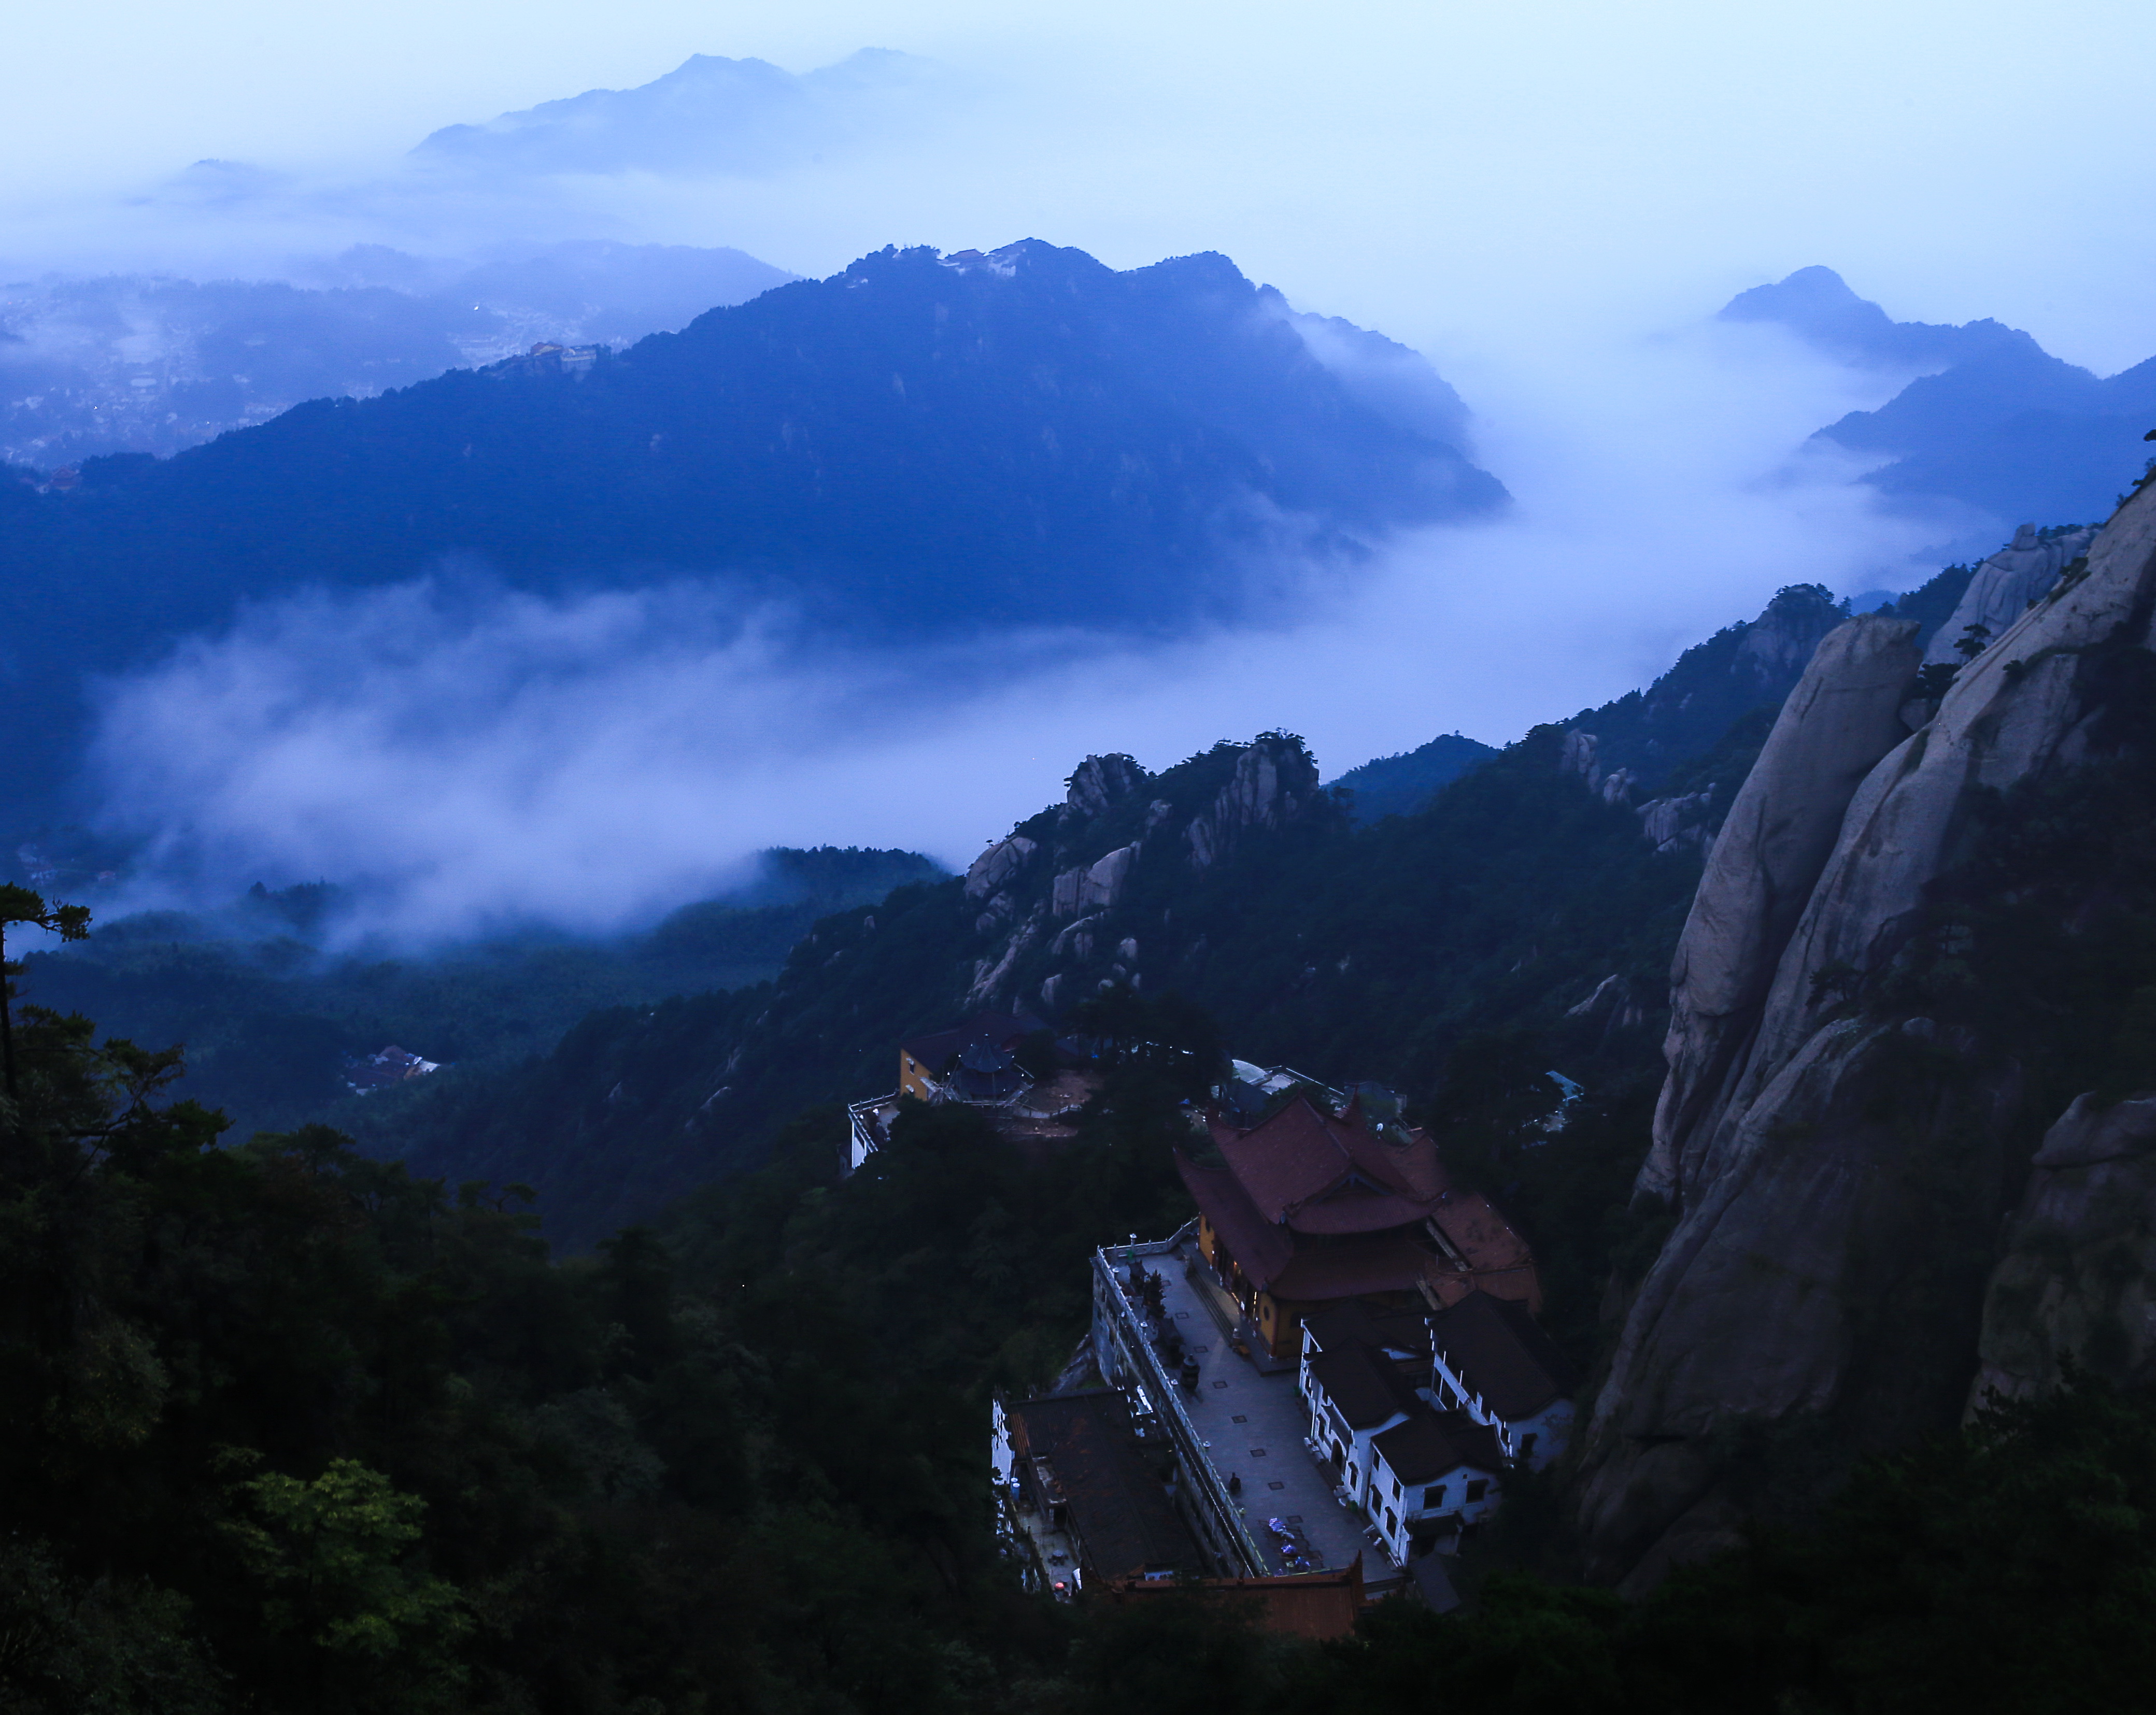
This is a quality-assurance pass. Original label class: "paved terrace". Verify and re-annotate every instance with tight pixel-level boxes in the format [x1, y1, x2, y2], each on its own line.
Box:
[1096, 1235, 1401, 1588]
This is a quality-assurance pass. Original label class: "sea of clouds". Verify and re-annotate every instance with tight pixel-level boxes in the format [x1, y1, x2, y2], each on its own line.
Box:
[16, 2, 2141, 944]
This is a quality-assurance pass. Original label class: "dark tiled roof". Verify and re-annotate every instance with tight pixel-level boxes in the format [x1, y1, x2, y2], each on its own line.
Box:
[1301, 1302, 1431, 1362]
[1371, 1405, 1506, 1485]
[1178, 1152, 1437, 1303]
[1207, 1096, 1450, 1235]
[1429, 1291, 1579, 1420]
[1307, 1343, 1421, 1430]
[1270, 1239, 1434, 1303]
[1007, 1390, 1199, 1581]
[901, 1010, 1043, 1073]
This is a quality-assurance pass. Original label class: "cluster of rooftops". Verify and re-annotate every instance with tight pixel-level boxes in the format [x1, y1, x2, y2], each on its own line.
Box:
[854, 1009, 1581, 1629]
[1179, 1077, 1542, 1356]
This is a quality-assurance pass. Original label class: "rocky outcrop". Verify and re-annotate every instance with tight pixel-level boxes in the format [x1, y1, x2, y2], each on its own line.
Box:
[956, 735, 1332, 1010]
[965, 833, 1038, 901]
[1050, 844, 1139, 916]
[1559, 729, 1639, 805]
[1062, 753, 1146, 821]
[1635, 790, 1715, 853]
[1576, 485, 2156, 1590]
[1922, 523, 2101, 667]
[1186, 735, 1318, 869]
[966, 905, 1044, 1010]
[1970, 1093, 2156, 1409]
[1637, 615, 1921, 1204]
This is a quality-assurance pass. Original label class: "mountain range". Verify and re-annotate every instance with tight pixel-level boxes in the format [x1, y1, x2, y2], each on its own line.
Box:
[410, 48, 947, 178]
[0, 239, 1503, 825]
[322, 561, 1993, 1254]
[1724, 265, 2156, 530]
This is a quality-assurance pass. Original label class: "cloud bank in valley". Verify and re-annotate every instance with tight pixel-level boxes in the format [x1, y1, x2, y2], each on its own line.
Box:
[22, 1, 2146, 942]
[83, 308, 1953, 946]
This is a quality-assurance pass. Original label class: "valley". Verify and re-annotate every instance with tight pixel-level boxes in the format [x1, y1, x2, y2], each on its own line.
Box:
[6, 35, 2156, 1698]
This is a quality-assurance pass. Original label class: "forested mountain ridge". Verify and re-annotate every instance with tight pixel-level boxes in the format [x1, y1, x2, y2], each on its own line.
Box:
[0, 239, 1501, 821]
[371, 574, 1978, 1253]
[1326, 732, 1497, 823]
[16, 846, 944, 1145]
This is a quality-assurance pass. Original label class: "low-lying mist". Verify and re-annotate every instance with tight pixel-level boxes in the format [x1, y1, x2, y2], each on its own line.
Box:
[83, 309, 1960, 949]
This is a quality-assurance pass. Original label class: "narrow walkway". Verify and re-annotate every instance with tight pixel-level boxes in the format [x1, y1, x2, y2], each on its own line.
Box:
[1148, 1240, 1398, 1581]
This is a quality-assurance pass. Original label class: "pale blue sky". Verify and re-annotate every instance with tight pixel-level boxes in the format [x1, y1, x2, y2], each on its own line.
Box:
[9, 0, 2154, 369]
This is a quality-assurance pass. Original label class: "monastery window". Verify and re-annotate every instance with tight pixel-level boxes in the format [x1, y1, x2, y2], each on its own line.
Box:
[1520, 1433, 1538, 1459]
[1423, 1484, 1445, 1509]
[1466, 1479, 1488, 1503]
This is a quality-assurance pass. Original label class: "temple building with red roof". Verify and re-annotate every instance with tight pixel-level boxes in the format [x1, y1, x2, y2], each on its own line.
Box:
[1175, 1093, 1539, 1360]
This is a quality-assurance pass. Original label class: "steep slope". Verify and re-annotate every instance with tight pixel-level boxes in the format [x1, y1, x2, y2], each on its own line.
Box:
[1723, 266, 2156, 530]
[1577, 473, 2156, 1590]
[17, 847, 945, 1140]
[0, 239, 1502, 821]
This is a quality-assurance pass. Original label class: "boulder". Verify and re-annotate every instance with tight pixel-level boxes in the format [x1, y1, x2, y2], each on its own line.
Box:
[964, 834, 1037, 901]
[1079, 844, 1139, 910]
[1063, 753, 1147, 820]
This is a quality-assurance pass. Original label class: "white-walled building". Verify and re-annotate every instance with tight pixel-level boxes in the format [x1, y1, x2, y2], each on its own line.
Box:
[1368, 1407, 1508, 1562]
[1426, 1291, 1579, 1470]
[1302, 1339, 1424, 1512]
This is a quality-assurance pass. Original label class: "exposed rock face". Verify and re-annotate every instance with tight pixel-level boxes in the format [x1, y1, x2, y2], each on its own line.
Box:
[1970, 1093, 2156, 1409]
[1638, 615, 1921, 1204]
[1636, 790, 1715, 854]
[965, 834, 1038, 901]
[966, 904, 1043, 1009]
[1922, 524, 2101, 667]
[1049, 846, 1138, 916]
[1186, 736, 1318, 869]
[1062, 754, 1146, 821]
[1577, 484, 2156, 1590]
[961, 733, 1330, 1009]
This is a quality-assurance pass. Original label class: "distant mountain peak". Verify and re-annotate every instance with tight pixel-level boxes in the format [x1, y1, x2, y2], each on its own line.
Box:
[1719, 265, 1974, 369]
[1729, 266, 2153, 533]
[411, 47, 948, 177]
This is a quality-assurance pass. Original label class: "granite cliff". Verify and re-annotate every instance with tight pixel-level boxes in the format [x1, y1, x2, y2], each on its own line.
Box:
[1577, 474, 2156, 1590]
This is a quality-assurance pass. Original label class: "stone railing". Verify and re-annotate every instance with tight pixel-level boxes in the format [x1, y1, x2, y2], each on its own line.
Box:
[1090, 1231, 1265, 1576]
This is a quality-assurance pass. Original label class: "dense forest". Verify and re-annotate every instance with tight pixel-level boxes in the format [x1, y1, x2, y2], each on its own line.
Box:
[16, 847, 942, 1144]
[8, 952, 2156, 1713]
